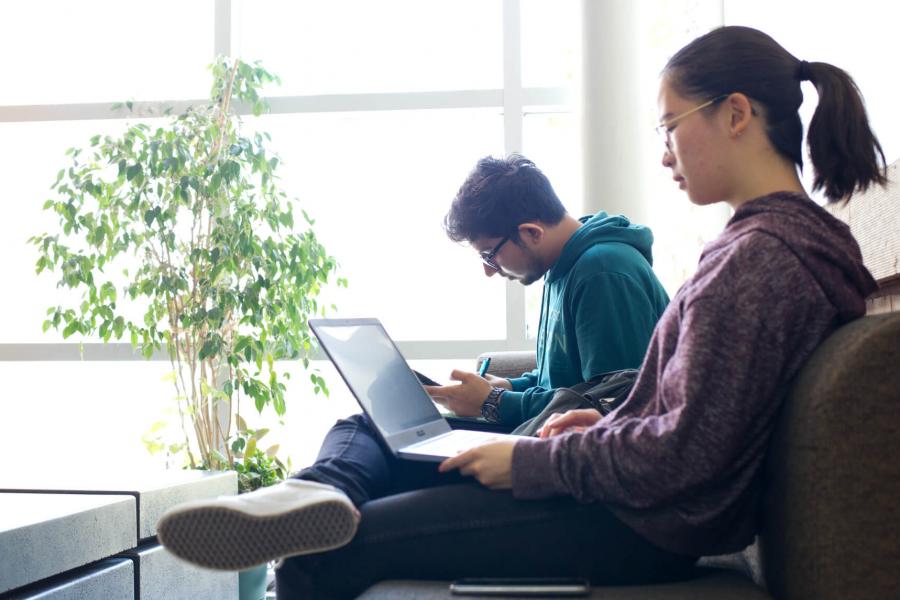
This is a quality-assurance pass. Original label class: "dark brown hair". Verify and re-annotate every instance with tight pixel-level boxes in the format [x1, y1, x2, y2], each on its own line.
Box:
[664, 26, 886, 202]
[444, 154, 566, 243]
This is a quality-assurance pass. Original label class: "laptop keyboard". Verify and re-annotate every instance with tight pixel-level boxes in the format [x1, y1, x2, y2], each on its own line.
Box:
[410, 429, 505, 456]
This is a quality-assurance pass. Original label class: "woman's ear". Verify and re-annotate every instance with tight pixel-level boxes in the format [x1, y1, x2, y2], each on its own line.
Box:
[727, 92, 754, 138]
[517, 223, 544, 246]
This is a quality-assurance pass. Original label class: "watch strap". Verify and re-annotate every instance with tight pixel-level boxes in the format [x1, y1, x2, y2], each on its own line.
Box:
[481, 387, 505, 423]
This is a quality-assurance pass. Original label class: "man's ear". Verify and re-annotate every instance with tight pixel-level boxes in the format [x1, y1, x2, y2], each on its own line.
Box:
[517, 223, 544, 246]
[726, 92, 754, 138]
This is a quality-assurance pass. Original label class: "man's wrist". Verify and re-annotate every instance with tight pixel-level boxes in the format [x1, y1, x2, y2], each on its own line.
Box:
[481, 387, 505, 423]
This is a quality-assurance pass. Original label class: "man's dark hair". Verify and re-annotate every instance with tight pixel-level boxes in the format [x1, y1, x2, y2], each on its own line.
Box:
[664, 26, 886, 202]
[443, 154, 566, 243]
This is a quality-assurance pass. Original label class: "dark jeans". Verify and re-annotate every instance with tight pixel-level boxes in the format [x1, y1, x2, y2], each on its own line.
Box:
[292, 413, 467, 506]
[279, 414, 697, 598]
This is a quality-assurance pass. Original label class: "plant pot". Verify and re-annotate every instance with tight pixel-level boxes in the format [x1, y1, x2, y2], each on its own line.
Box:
[239, 563, 268, 600]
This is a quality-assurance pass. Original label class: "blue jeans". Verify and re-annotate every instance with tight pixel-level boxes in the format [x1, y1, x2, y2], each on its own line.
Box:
[280, 414, 697, 598]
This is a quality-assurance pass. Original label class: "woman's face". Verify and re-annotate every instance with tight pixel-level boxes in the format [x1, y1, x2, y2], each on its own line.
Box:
[657, 77, 732, 205]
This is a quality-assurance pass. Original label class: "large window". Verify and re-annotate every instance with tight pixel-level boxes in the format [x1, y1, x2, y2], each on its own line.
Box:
[0, 0, 578, 351]
[0, 0, 578, 468]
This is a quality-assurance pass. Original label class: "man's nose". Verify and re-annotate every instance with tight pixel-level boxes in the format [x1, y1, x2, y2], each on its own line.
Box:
[483, 263, 499, 277]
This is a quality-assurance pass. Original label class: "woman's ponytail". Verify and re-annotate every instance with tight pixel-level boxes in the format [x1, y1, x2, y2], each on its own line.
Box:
[803, 61, 887, 202]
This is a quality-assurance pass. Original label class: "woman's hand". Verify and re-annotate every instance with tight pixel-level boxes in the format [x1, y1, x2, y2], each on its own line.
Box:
[539, 409, 603, 438]
[438, 439, 516, 489]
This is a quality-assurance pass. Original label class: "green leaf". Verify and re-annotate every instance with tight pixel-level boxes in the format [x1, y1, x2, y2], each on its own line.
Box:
[198, 338, 219, 360]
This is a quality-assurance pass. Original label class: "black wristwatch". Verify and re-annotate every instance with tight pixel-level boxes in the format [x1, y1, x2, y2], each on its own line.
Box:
[481, 387, 505, 423]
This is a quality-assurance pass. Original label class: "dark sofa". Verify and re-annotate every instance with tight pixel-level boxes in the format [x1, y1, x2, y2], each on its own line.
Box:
[360, 311, 900, 599]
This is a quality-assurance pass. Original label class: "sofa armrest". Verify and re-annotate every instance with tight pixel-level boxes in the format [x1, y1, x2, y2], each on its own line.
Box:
[476, 351, 537, 380]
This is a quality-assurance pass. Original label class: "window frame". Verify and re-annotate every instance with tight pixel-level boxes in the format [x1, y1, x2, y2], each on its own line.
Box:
[0, 0, 574, 362]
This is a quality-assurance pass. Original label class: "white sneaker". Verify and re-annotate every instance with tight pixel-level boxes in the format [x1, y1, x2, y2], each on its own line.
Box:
[157, 479, 359, 571]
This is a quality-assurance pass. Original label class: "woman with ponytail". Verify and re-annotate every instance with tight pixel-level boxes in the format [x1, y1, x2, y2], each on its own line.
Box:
[476, 25, 885, 554]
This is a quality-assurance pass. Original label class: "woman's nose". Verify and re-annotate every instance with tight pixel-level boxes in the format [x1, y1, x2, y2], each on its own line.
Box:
[483, 263, 499, 277]
[661, 148, 675, 168]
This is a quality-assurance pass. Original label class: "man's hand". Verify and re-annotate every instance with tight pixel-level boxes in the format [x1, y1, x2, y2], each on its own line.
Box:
[425, 369, 493, 417]
[484, 373, 512, 390]
[438, 440, 516, 489]
[539, 408, 603, 438]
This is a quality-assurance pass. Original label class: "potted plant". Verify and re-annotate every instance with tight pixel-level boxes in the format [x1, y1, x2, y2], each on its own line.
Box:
[230, 417, 289, 599]
[31, 56, 340, 526]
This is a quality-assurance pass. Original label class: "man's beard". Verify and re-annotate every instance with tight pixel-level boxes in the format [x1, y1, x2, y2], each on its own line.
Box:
[518, 249, 546, 286]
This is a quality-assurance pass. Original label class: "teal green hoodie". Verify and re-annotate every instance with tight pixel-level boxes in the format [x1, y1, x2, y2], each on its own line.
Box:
[498, 212, 670, 425]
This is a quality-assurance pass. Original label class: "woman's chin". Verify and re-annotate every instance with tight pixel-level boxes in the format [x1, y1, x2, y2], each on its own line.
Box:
[685, 190, 722, 207]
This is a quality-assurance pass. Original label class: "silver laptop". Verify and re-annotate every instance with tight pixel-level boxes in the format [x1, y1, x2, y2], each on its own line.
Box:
[309, 318, 526, 462]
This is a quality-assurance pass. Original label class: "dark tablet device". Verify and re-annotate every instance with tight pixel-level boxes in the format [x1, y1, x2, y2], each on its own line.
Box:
[449, 577, 590, 597]
[413, 369, 442, 387]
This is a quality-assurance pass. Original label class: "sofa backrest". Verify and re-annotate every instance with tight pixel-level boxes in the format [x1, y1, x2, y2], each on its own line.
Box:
[759, 312, 900, 599]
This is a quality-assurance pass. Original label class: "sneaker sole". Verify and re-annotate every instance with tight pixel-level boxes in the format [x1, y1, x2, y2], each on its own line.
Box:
[157, 498, 358, 571]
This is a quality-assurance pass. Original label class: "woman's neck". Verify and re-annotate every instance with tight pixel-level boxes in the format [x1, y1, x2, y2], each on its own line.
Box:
[726, 153, 805, 211]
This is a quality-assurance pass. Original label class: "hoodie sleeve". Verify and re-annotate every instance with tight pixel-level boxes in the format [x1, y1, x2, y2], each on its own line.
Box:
[497, 386, 555, 425]
[511, 236, 834, 507]
[508, 370, 538, 391]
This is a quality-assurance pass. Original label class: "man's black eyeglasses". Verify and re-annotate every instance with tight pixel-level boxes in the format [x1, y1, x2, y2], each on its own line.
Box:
[480, 235, 510, 271]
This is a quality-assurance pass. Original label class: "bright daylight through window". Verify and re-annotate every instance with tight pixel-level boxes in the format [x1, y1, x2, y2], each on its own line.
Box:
[0, 0, 578, 469]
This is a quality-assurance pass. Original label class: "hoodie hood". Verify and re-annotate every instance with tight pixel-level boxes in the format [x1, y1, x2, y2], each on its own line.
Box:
[711, 192, 876, 319]
[546, 212, 655, 283]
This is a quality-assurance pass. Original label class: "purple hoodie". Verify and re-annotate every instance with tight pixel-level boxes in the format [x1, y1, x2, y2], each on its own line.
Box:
[511, 192, 877, 556]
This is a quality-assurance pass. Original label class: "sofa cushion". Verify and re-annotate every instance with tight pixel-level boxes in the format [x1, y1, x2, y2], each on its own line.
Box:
[761, 312, 900, 599]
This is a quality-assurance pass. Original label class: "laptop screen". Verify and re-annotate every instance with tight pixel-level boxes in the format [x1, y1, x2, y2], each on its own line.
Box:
[311, 319, 443, 436]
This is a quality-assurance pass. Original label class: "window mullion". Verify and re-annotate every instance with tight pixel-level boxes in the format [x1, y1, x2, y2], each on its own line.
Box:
[213, 0, 232, 58]
[503, 0, 529, 351]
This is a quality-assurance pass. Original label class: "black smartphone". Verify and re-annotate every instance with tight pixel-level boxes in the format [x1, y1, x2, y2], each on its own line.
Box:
[413, 369, 442, 387]
[449, 577, 590, 597]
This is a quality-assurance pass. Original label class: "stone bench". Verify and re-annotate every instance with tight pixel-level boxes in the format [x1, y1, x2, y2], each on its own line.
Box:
[1, 471, 237, 599]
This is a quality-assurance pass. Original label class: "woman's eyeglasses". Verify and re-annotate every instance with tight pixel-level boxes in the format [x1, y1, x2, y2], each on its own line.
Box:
[656, 94, 730, 149]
